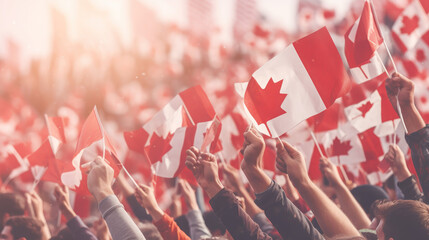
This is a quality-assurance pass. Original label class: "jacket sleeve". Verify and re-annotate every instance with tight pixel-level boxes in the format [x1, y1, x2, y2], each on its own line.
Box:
[126, 194, 153, 222]
[99, 195, 146, 240]
[66, 216, 97, 240]
[252, 213, 282, 240]
[254, 181, 324, 240]
[153, 213, 191, 240]
[186, 209, 212, 240]
[209, 188, 272, 240]
[397, 175, 425, 202]
[405, 124, 429, 203]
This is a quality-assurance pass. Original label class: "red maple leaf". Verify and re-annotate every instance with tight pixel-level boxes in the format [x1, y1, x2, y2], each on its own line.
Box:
[244, 78, 287, 131]
[327, 137, 352, 157]
[416, 49, 426, 62]
[357, 101, 373, 118]
[400, 15, 419, 35]
[323, 9, 335, 19]
[145, 133, 173, 164]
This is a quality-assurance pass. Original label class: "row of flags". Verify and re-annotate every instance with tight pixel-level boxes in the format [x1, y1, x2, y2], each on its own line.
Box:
[2, 0, 429, 211]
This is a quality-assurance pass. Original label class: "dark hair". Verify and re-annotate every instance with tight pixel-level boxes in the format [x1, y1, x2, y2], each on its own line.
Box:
[0, 193, 26, 230]
[0, 193, 26, 217]
[350, 185, 388, 219]
[4, 216, 43, 240]
[49, 227, 73, 240]
[203, 211, 226, 236]
[138, 222, 162, 240]
[374, 200, 429, 240]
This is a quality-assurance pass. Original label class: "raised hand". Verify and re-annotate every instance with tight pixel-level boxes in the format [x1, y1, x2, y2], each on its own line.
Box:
[384, 144, 411, 182]
[87, 156, 115, 203]
[319, 157, 343, 188]
[135, 184, 164, 221]
[54, 185, 76, 220]
[241, 126, 265, 170]
[185, 147, 224, 198]
[275, 140, 308, 186]
[385, 72, 415, 111]
[177, 180, 199, 210]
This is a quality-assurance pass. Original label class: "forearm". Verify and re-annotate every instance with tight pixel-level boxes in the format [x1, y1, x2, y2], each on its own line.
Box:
[295, 179, 360, 238]
[242, 165, 272, 194]
[397, 175, 424, 202]
[405, 125, 429, 203]
[126, 195, 153, 222]
[334, 184, 371, 230]
[401, 104, 425, 134]
[237, 186, 263, 217]
[187, 209, 212, 240]
[254, 181, 324, 240]
[99, 195, 146, 240]
[210, 189, 271, 240]
[67, 216, 98, 240]
[153, 213, 191, 240]
[33, 210, 51, 240]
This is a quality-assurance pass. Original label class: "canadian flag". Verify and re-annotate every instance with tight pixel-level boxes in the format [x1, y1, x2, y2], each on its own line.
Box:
[124, 85, 216, 154]
[344, 0, 385, 84]
[307, 102, 345, 133]
[218, 106, 250, 164]
[392, 0, 429, 52]
[3, 144, 30, 182]
[321, 123, 367, 166]
[344, 82, 399, 133]
[236, 27, 351, 137]
[61, 107, 119, 189]
[404, 30, 429, 72]
[146, 119, 221, 178]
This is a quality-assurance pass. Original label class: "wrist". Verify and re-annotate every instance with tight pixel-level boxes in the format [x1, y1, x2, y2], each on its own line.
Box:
[94, 188, 115, 204]
[204, 179, 224, 199]
[63, 206, 77, 221]
[292, 176, 312, 190]
[148, 206, 164, 222]
[396, 169, 412, 182]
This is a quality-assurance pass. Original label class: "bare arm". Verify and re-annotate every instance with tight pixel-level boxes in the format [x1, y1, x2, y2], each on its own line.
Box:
[276, 141, 361, 238]
[320, 157, 371, 229]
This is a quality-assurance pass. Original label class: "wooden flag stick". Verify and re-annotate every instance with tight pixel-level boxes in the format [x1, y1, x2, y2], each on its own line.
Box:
[339, 164, 350, 183]
[310, 130, 325, 158]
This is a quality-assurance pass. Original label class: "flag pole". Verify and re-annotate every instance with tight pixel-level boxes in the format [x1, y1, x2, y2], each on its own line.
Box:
[310, 130, 325, 158]
[339, 165, 350, 183]
[375, 51, 409, 134]
[94, 106, 139, 188]
[369, 0, 398, 72]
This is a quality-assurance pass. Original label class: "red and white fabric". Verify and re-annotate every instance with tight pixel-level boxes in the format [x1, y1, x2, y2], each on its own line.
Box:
[146, 119, 221, 178]
[236, 27, 351, 137]
[124, 86, 216, 156]
[344, 82, 398, 133]
[61, 107, 119, 189]
[404, 30, 429, 73]
[344, 0, 384, 84]
[392, 0, 429, 52]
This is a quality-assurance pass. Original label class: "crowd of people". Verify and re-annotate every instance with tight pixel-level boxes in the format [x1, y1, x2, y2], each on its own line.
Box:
[2, 0, 429, 240]
[0, 72, 428, 239]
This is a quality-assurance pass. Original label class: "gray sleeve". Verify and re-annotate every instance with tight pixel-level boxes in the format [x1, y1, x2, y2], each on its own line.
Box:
[186, 209, 212, 240]
[252, 212, 275, 234]
[99, 195, 146, 240]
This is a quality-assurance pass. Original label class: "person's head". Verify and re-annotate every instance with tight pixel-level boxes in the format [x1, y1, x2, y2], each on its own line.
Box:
[138, 222, 162, 240]
[49, 227, 73, 240]
[203, 211, 226, 236]
[0, 193, 25, 230]
[373, 200, 429, 240]
[0, 216, 43, 240]
[351, 185, 389, 219]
